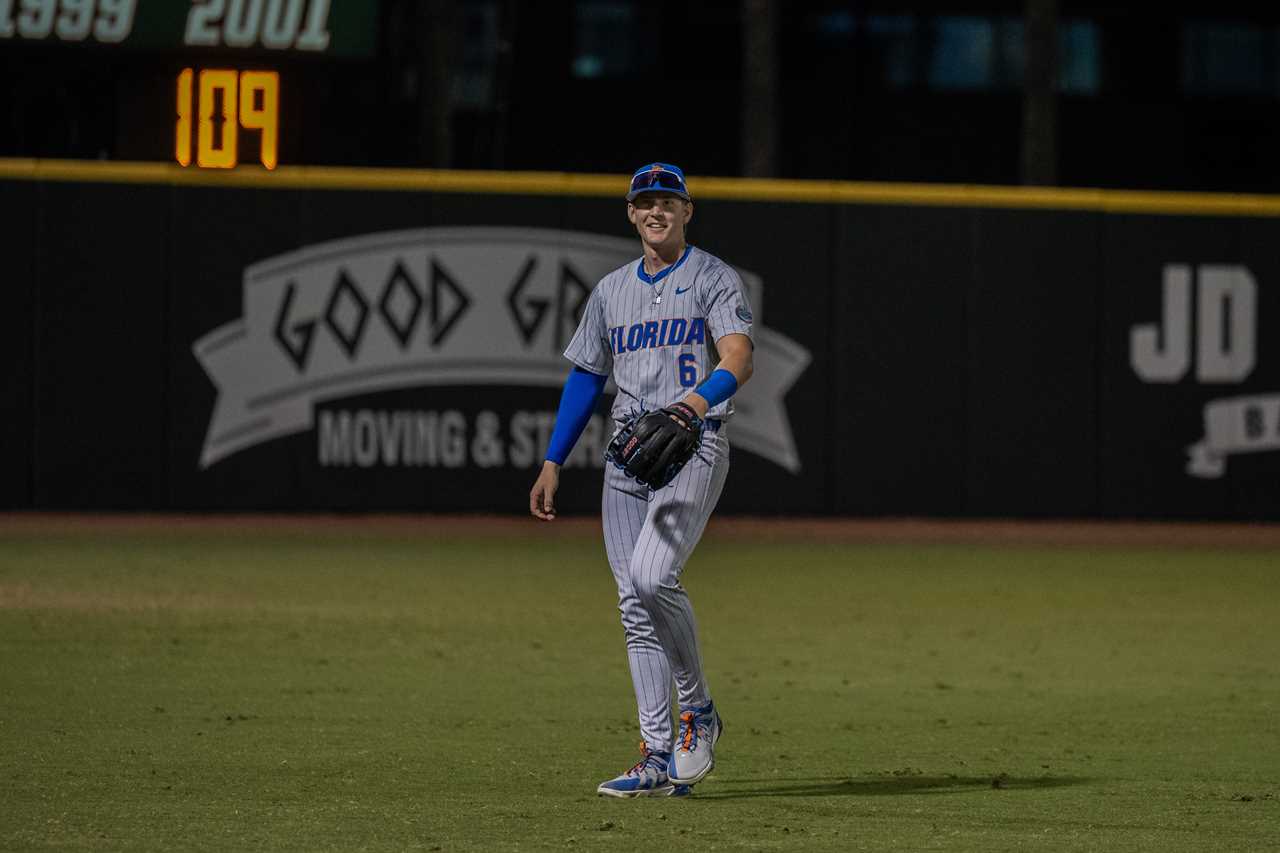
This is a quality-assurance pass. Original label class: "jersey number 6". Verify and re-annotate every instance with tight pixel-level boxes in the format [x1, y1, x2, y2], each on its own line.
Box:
[678, 353, 697, 387]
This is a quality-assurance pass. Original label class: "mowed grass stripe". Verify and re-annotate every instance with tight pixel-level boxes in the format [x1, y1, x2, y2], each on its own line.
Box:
[1, 527, 1277, 851]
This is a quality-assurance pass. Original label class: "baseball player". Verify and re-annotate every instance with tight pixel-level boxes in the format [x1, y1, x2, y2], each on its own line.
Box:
[528, 162, 755, 797]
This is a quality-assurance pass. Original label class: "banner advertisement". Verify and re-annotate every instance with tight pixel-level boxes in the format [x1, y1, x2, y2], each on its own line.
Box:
[192, 227, 811, 475]
[1186, 394, 1280, 479]
[1109, 245, 1280, 517]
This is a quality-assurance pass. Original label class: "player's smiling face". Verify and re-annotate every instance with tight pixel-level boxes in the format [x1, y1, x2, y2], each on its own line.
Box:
[627, 193, 693, 253]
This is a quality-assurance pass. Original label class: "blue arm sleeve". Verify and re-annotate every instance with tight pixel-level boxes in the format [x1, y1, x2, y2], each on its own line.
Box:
[693, 368, 739, 409]
[545, 366, 609, 465]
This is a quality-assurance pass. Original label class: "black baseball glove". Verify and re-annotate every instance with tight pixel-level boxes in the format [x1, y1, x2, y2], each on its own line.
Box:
[606, 402, 703, 490]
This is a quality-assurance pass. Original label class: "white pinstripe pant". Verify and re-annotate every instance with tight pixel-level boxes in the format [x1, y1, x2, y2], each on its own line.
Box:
[601, 425, 730, 754]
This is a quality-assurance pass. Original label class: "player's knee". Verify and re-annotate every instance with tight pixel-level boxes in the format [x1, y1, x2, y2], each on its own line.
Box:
[617, 594, 645, 624]
[628, 562, 672, 605]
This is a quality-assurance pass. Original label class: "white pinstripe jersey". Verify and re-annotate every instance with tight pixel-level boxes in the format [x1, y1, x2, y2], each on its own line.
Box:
[563, 245, 754, 422]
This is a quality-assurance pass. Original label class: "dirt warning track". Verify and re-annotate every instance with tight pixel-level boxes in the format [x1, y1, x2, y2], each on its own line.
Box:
[2, 513, 1279, 549]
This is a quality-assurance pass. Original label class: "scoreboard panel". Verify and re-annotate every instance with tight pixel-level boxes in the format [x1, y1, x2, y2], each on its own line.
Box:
[1, 0, 384, 169]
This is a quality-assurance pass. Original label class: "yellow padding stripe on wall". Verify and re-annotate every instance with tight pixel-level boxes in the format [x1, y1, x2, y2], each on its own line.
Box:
[3, 157, 1280, 217]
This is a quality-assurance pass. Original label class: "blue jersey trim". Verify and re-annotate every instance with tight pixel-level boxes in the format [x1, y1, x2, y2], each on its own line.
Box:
[545, 366, 608, 465]
[635, 245, 693, 285]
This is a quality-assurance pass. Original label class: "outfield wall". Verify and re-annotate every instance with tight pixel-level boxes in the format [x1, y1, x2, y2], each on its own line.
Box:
[4, 161, 1280, 518]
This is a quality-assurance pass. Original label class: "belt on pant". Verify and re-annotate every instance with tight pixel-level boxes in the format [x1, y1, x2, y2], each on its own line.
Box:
[614, 415, 723, 432]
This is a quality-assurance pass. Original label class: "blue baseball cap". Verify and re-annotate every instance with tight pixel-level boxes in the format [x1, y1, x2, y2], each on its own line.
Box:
[626, 162, 691, 202]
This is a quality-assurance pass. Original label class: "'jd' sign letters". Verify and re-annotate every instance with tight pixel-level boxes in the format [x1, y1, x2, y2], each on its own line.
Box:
[1130, 264, 1256, 384]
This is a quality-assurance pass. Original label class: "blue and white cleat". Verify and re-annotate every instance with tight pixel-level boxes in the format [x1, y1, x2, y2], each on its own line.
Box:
[597, 743, 677, 798]
[670, 702, 722, 785]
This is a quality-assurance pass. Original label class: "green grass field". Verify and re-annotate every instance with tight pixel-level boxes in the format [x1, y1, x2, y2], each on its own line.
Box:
[2, 518, 1278, 852]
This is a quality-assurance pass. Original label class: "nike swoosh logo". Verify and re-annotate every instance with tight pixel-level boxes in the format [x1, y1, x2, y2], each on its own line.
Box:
[675, 286, 691, 294]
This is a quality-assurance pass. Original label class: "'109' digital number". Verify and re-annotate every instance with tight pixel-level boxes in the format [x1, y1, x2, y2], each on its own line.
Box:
[176, 68, 279, 170]
[185, 0, 331, 51]
[0, 0, 136, 42]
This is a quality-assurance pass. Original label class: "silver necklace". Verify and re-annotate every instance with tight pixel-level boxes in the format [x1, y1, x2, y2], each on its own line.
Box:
[647, 258, 671, 304]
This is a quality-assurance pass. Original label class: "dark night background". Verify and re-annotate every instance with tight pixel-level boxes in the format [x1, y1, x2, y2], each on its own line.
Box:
[6, 1, 1280, 192]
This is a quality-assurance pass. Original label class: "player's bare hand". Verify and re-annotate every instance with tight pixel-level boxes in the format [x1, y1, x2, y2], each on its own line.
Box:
[530, 462, 561, 521]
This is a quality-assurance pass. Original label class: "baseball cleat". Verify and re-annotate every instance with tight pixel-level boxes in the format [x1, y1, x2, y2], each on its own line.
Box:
[670, 702, 722, 785]
[597, 743, 676, 798]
